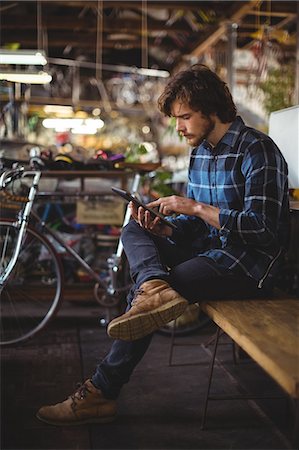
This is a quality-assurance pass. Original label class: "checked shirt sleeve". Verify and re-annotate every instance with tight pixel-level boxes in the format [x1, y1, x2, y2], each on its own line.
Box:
[219, 139, 288, 247]
[167, 213, 208, 244]
[166, 173, 209, 245]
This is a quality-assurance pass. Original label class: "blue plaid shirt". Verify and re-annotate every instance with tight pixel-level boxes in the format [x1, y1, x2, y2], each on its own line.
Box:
[169, 116, 290, 289]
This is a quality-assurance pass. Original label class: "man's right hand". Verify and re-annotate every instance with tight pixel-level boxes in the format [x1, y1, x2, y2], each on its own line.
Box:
[129, 202, 173, 237]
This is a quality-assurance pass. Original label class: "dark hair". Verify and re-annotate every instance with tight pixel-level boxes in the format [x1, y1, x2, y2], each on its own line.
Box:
[158, 64, 237, 123]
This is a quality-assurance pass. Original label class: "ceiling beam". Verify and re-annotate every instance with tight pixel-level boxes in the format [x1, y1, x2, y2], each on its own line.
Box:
[1, 15, 189, 33]
[247, 10, 296, 18]
[273, 14, 297, 30]
[243, 9, 297, 49]
[190, 0, 261, 58]
[36, 1, 223, 12]
[0, 32, 163, 49]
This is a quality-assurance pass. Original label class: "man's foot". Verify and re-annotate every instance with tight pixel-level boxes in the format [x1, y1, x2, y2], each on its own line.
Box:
[36, 379, 117, 426]
[107, 279, 188, 341]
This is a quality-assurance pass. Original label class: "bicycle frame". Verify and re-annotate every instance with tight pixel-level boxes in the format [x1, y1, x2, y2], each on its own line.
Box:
[0, 169, 41, 288]
[32, 172, 142, 296]
[0, 167, 141, 296]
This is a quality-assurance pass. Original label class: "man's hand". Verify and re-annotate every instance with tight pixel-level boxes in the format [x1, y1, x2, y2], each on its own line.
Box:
[148, 195, 221, 229]
[129, 202, 173, 237]
[148, 195, 198, 216]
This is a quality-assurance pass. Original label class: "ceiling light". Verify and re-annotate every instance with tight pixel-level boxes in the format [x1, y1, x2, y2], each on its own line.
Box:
[85, 118, 104, 128]
[142, 125, 151, 134]
[92, 108, 101, 116]
[48, 57, 170, 78]
[42, 118, 105, 133]
[134, 67, 169, 78]
[0, 70, 52, 84]
[107, 34, 138, 41]
[43, 118, 83, 129]
[0, 49, 47, 65]
[43, 105, 74, 116]
[71, 125, 97, 135]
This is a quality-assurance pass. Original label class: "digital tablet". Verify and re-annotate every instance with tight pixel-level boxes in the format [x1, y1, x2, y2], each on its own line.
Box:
[111, 187, 177, 230]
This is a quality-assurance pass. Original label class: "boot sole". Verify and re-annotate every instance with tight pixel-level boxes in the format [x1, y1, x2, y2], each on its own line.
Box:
[107, 298, 188, 341]
[36, 412, 117, 426]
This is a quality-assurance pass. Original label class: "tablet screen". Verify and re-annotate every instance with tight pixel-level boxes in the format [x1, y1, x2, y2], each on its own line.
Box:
[111, 187, 177, 230]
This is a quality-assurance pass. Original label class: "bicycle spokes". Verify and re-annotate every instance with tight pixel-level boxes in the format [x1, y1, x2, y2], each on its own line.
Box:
[0, 221, 63, 346]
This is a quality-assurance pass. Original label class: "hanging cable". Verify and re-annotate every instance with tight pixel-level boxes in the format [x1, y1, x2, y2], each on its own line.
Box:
[93, 0, 111, 113]
[96, 0, 103, 81]
[141, 0, 148, 69]
[266, 0, 271, 27]
[37, 0, 42, 50]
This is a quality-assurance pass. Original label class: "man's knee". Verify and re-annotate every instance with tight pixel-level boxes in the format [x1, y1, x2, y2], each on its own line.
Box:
[121, 220, 144, 245]
[122, 219, 140, 236]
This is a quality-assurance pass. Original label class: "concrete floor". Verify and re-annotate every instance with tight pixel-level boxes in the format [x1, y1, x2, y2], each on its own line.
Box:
[1, 299, 295, 450]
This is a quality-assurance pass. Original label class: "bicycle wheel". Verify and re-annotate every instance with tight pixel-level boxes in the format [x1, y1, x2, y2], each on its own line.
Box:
[157, 303, 211, 337]
[0, 219, 63, 346]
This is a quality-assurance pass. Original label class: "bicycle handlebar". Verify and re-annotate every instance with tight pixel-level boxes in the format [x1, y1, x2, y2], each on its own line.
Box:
[0, 167, 42, 189]
[0, 166, 26, 188]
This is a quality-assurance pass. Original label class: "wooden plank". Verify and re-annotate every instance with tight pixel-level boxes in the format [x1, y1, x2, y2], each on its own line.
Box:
[201, 298, 299, 398]
[247, 10, 296, 18]
[191, 0, 260, 57]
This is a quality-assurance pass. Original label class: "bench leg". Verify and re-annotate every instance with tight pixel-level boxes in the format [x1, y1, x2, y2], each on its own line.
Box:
[292, 399, 299, 448]
[201, 326, 220, 430]
[168, 319, 177, 366]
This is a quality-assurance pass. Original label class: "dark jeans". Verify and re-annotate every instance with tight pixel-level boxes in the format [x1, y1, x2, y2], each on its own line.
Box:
[92, 220, 269, 399]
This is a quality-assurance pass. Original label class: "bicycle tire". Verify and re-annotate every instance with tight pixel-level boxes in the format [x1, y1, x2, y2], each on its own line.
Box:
[157, 304, 211, 337]
[0, 219, 63, 346]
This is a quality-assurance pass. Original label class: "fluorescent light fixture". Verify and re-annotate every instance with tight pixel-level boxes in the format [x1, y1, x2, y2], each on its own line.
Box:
[71, 125, 97, 135]
[48, 57, 170, 78]
[43, 118, 83, 129]
[42, 118, 105, 133]
[0, 70, 52, 84]
[43, 105, 74, 116]
[0, 49, 47, 65]
[136, 67, 169, 78]
[85, 118, 104, 128]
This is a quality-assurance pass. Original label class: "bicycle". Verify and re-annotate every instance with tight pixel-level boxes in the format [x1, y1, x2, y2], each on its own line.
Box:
[0, 163, 159, 346]
[0, 162, 210, 347]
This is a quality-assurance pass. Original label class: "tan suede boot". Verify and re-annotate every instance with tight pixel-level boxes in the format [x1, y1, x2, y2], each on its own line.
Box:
[36, 379, 117, 426]
[107, 279, 188, 341]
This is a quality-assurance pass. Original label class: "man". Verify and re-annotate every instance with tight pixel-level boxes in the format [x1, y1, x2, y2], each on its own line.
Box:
[37, 64, 289, 425]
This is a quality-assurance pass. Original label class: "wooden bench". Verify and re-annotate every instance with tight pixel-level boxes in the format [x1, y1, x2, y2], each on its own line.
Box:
[200, 295, 299, 446]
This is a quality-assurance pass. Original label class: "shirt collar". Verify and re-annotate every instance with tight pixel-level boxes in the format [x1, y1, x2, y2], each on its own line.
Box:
[218, 116, 245, 148]
[200, 116, 245, 152]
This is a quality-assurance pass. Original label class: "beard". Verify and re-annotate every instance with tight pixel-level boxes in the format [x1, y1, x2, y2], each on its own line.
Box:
[186, 116, 216, 147]
[190, 116, 216, 147]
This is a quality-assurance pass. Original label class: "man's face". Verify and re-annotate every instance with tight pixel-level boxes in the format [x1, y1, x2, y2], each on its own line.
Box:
[170, 100, 216, 147]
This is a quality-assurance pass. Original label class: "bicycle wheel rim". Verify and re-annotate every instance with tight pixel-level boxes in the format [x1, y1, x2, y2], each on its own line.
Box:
[0, 220, 63, 346]
[157, 306, 211, 337]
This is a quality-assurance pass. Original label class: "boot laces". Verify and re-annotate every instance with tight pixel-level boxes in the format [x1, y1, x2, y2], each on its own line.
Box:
[70, 382, 91, 411]
[131, 287, 144, 306]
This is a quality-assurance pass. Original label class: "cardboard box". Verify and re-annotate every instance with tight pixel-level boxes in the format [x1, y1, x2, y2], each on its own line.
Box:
[76, 198, 125, 225]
